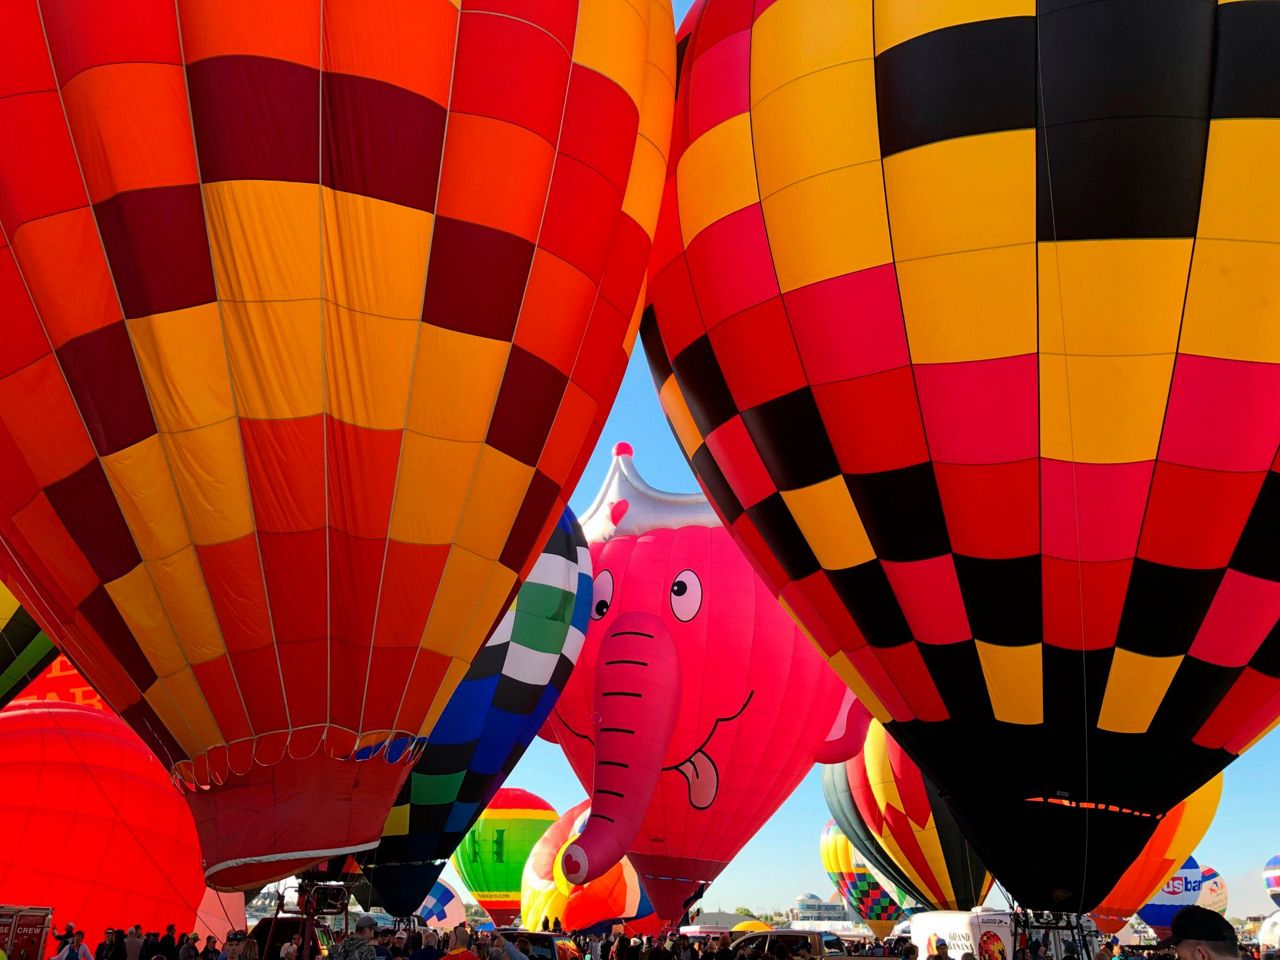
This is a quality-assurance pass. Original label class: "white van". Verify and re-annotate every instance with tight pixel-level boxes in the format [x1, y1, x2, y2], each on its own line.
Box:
[908, 908, 1096, 960]
[909, 909, 1015, 960]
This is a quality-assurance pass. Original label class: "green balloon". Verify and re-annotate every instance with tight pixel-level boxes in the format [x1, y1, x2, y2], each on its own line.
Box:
[452, 787, 556, 925]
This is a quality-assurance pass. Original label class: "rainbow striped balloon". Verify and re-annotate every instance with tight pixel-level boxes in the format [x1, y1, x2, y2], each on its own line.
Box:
[821, 820, 905, 938]
[1265, 854, 1280, 909]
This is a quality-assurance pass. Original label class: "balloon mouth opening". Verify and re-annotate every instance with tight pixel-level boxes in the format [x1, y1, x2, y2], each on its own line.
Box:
[170, 726, 426, 788]
[188, 748, 413, 891]
[206, 842, 380, 892]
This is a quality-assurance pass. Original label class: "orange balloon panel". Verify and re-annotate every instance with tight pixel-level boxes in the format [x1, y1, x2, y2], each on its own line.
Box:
[1090, 774, 1222, 934]
[0, 0, 673, 890]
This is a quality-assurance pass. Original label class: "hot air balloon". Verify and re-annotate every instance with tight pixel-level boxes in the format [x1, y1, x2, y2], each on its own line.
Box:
[1198, 866, 1229, 915]
[0, 702, 205, 948]
[821, 821, 904, 940]
[541, 444, 860, 920]
[0, 0, 674, 890]
[522, 800, 659, 936]
[823, 704, 990, 912]
[419, 880, 467, 930]
[452, 787, 557, 926]
[823, 703, 968, 911]
[0, 583, 57, 709]
[1265, 854, 1280, 909]
[644, 0, 1280, 912]
[1138, 858, 1204, 940]
[1090, 774, 1221, 935]
[359, 508, 589, 917]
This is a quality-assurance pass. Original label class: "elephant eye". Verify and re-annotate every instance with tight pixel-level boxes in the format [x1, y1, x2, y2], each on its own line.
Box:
[670, 569, 702, 622]
[590, 569, 614, 620]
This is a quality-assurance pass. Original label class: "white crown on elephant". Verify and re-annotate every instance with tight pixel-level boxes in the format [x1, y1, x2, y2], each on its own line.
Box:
[578, 442, 722, 543]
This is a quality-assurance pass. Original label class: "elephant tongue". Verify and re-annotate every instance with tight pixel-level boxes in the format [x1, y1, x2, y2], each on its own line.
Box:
[676, 748, 718, 809]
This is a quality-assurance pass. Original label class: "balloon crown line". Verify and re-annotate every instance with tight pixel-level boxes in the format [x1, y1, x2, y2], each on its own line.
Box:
[579, 441, 722, 542]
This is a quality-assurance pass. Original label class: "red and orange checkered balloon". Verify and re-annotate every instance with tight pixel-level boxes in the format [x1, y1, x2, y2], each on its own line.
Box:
[645, 0, 1279, 912]
[0, 0, 673, 890]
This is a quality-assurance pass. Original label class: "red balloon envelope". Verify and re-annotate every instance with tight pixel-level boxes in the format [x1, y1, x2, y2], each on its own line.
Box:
[0, 702, 205, 949]
[0, 1, 673, 889]
[542, 445, 858, 920]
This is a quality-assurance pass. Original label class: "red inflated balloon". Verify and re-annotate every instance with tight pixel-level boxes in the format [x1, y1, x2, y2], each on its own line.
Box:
[0, 703, 205, 950]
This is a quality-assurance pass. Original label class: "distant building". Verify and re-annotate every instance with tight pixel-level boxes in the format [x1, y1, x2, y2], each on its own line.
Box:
[788, 894, 852, 924]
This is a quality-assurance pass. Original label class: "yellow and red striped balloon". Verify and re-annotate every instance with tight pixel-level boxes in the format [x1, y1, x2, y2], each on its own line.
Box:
[0, 0, 673, 890]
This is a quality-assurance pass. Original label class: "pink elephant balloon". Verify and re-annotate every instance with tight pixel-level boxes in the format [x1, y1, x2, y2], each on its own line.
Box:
[542, 443, 858, 920]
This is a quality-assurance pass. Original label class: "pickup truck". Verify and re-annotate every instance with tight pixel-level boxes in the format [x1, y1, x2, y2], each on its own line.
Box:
[730, 931, 851, 957]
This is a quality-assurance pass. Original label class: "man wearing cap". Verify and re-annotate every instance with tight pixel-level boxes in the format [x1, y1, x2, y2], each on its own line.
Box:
[333, 918, 379, 960]
[928, 940, 949, 960]
[1160, 906, 1239, 960]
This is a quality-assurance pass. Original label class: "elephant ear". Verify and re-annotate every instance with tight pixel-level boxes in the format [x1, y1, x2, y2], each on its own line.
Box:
[813, 689, 870, 764]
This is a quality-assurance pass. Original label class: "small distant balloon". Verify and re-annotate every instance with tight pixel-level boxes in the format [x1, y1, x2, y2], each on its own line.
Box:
[419, 881, 466, 930]
[1265, 854, 1280, 909]
[1138, 857, 1202, 939]
[1197, 866, 1228, 915]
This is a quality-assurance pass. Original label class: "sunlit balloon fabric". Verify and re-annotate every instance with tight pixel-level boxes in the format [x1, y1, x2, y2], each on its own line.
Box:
[0, 0, 674, 890]
[522, 800, 658, 935]
[823, 707, 990, 912]
[644, 0, 1280, 911]
[452, 787, 557, 926]
[419, 880, 466, 930]
[1090, 774, 1221, 935]
[0, 583, 57, 709]
[361, 510, 590, 918]
[0, 702, 205, 947]
[820, 820, 904, 940]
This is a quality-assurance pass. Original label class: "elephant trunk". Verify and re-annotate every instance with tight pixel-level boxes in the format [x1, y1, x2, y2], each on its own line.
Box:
[560, 611, 680, 885]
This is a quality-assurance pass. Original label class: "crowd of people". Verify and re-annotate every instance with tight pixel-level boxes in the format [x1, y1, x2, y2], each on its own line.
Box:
[36, 905, 1269, 960]
[49, 924, 259, 960]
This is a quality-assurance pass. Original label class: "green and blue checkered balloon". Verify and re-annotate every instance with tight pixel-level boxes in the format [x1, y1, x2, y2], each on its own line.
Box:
[360, 508, 590, 917]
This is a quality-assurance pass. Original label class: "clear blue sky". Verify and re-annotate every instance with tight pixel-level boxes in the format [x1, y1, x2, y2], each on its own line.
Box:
[439, 346, 1280, 919]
